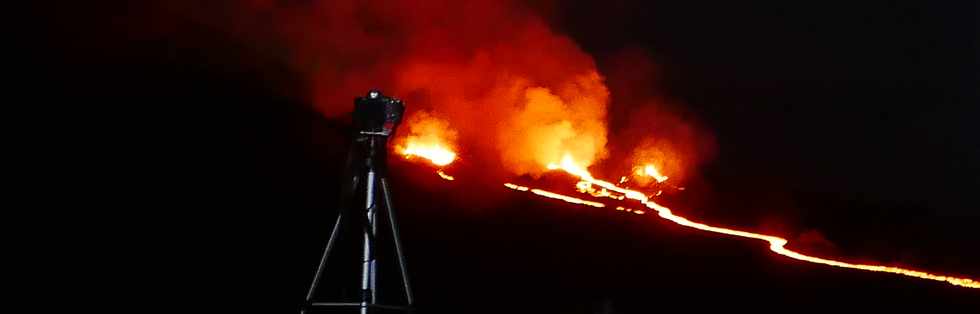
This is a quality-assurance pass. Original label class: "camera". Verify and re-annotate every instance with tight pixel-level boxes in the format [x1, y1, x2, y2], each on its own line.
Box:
[354, 89, 405, 137]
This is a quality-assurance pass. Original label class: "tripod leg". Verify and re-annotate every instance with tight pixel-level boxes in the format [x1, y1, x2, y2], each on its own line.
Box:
[361, 170, 377, 314]
[302, 175, 358, 314]
[303, 210, 344, 304]
[370, 191, 379, 304]
[368, 175, 379, 305]
[380, 177, 414, 305]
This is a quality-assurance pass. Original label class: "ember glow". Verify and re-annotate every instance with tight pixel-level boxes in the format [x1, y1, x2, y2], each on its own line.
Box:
[543, 153, 980, 289]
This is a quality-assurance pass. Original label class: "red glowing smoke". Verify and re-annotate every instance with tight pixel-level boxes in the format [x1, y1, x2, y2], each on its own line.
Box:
[175, 1, 614, 177]
[145, 1, 712, 184]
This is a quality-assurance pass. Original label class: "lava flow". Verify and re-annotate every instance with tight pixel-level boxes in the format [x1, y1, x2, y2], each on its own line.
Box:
[436, 170, 455, 181]
[545, 154, 980, 289]
[504, 183, 605, 208]
[398, 141, 457, 180]
[393, 118, 978, 288]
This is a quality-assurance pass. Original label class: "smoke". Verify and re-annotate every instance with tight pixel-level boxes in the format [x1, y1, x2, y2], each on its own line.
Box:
[620, 107, 711, 185]
[496, 74, 609, 176]
[392, 110, 459, 167]
[157, 1, 710, 181]
[603, 48, 717, 184]
[394, 111, 458, 153]
[195, 0, 610, 176]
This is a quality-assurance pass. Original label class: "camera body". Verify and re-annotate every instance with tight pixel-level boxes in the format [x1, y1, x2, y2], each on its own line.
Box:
[354, 90, 405, 136]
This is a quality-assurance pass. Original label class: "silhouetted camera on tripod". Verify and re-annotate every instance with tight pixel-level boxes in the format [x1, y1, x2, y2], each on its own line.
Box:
[303, 90, 414, 314]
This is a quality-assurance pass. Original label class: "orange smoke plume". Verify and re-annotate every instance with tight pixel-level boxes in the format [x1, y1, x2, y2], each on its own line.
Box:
[186, 1, 614, 179]
[626, 139, 685, 187]
[494, 74, 610, 176]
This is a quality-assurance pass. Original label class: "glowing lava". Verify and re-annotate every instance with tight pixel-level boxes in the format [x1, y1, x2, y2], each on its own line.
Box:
[436, 170, 455, 181]
[576, 181, 625, 200]
[399, 143, 457, 166]
[636, 164, 669, 183]
[399, 139, 979, 288]
[505, 183, 605, 208]
[616, 206, 645, 215]
[395, 111, 459, 167]
[543, 154, 979, 289]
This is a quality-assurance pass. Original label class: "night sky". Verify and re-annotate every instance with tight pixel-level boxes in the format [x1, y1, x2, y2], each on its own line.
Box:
[48, 1, 979, 312]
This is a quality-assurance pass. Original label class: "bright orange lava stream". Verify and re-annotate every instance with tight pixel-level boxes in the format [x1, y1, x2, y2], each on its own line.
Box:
[396, 138, 457, 181]
[398, 140, 979, 288]
[544, 155, 980, 289]
[398, 143, 457, 166]
[505, 183, 605, 208]
[436, 170, 455, 181]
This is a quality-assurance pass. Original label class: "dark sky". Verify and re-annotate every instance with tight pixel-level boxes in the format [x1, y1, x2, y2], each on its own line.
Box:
[47, 1, 979, 312]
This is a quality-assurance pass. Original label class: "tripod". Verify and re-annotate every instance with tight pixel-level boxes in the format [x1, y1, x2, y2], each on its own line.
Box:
[303, 132, 414, 314]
